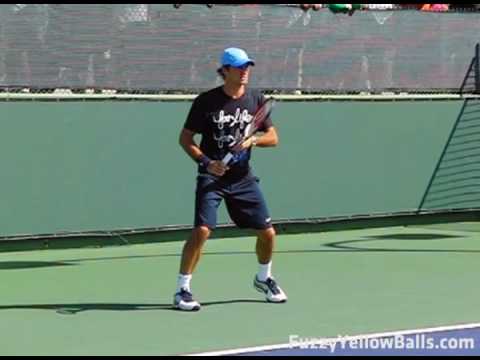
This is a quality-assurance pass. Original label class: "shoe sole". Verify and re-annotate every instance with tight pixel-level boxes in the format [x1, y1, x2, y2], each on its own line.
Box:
[173, 303, 201, 311]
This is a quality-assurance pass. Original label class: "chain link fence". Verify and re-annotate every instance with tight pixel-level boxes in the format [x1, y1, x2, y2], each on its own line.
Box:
[0, 4, 479, 94]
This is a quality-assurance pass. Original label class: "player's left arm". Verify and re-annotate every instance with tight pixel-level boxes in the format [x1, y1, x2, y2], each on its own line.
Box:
[233, 126, 278, 151]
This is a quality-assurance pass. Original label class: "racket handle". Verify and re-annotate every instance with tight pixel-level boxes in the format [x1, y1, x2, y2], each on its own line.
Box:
[222, 152, 233, 165]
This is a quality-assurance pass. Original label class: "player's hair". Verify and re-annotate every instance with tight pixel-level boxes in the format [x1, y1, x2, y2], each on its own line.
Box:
[216, 65, 231, 79]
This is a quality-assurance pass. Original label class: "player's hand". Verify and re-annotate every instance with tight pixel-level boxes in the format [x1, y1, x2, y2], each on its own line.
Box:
[207, 160, 230, 176]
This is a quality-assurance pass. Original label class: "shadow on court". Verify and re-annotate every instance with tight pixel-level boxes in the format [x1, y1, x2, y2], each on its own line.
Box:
[0, 299, 267, 314]
[322, 232, 480, 252]
[366, 233, 461, 240]
[0, 261, 76, 270]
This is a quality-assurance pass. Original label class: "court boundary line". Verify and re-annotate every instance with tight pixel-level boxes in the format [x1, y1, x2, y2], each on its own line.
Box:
[184, 322, 480, 356]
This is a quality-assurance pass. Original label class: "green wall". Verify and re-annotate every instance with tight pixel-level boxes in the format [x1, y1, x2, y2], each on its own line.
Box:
[0, 100, 475, 237]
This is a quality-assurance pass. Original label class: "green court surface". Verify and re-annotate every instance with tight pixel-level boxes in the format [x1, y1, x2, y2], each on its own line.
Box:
[0, 222, 479, 355]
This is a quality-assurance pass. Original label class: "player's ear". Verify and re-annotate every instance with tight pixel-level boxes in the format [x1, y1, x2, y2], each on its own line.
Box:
[217, 66, 230, 79]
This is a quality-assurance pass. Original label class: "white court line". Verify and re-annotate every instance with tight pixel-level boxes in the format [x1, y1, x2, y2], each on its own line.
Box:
[184, 322, 480, 356]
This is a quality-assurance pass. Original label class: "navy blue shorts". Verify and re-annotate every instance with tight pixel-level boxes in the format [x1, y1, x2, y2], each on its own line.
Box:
[194, 173, 272, 230]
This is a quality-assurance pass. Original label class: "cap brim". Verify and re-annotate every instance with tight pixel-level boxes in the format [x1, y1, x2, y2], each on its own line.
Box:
[220, 60, 255, 68]
[234, 60, 255, 67]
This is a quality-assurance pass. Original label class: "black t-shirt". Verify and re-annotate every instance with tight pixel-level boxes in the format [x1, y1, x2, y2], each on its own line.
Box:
[184, 86, 273, 181]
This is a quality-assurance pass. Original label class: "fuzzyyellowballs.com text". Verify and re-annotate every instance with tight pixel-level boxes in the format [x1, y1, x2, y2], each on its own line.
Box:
[289, 334, 475, 353]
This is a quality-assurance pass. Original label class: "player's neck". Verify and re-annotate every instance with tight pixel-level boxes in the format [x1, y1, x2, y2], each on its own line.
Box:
[222, 83, 246, 99]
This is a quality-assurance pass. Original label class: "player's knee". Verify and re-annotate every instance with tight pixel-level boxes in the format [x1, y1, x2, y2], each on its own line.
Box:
[192, 225, 211, 242]
[186, 226, 210, 250]
[258, 226, 276, 242]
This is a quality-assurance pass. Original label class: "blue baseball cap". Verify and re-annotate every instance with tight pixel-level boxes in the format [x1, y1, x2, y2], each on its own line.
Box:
[221, 47, 255, 68]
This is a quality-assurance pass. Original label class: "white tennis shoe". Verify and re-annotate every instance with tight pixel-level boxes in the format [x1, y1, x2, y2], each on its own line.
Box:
[173, 288, 201, 311]
[253, 276, 288, 303]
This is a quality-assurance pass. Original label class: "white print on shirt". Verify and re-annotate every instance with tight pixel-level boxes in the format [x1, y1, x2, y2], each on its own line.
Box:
[213, 133, 236, 149]
[212, 108, 253, 148]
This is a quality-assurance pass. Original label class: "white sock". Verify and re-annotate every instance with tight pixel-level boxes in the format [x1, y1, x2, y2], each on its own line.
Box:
[176, 274, 192, 293]
[257, 261, 272, 282]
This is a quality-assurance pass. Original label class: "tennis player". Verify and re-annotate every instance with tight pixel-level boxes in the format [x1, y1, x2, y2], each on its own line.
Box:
[174, 47, 287, 311]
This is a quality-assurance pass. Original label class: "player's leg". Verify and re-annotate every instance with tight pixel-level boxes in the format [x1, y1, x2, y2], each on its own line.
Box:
[255, 225, 275, 265]
[174, 175, 222, 311]
[179, 225, 211, 276]
[225, 175, 287, 303]
[253, 226, 287, 303]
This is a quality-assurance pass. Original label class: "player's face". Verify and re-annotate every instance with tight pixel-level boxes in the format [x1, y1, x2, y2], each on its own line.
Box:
[225, 64, 251, 86]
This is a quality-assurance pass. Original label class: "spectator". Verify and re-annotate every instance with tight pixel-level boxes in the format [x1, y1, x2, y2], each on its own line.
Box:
[420, 4, 450, 11]
[363, 4, 396, 10]
[398, 4, 424, 10]
[328, 4, 364, 16]
[300, 4, 323, 11]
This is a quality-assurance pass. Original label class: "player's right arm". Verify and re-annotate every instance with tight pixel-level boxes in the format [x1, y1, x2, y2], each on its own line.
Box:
[179, 128, 229, 177]
[179, 128, 203, 164]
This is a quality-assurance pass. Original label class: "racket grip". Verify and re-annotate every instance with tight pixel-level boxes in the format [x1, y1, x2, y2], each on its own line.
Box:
[222, 152, 233, 165]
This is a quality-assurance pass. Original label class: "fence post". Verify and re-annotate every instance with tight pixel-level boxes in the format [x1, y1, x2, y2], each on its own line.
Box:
[476, 43, 480, 93]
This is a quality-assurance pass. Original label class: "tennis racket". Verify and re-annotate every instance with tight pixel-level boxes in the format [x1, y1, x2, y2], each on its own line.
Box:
[221, 97, 275, 165]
